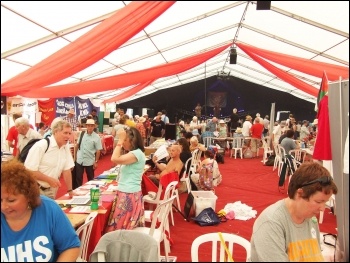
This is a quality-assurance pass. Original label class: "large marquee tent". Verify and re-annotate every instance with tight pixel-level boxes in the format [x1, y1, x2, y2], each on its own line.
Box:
[1, 1, 349, 261]
[1, 1, 348, 105]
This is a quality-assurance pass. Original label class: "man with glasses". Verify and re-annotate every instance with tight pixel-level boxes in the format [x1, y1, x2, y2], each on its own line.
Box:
[250, 162, 338, 262]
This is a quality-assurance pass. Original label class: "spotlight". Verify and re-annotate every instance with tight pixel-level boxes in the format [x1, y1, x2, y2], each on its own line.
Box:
[256, 1, 271, 10]
[230, 47, 237, 64]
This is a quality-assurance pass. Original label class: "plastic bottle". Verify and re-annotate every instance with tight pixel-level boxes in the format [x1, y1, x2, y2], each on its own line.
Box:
[90, 186, 100, 210]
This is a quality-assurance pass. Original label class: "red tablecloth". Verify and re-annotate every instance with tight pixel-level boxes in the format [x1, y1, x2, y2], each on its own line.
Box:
[100, 135, 114, 155]
[56, 182, 116, 259]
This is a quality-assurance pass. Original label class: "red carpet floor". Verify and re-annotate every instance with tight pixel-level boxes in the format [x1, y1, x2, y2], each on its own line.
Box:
[58, 150, 337, 262]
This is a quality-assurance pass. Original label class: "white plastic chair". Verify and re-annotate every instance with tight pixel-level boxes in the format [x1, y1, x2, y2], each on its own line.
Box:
[191, 232, 251, 262]
[75, 211, 98, 262]
[179, 157, 193, 193]
[289, 149, 306, 169]
[230, 137, 244, 159]
[262, 136, 273, 164]
[203, 136, 214, 148]
[144, 181, 178, 227]
[89, 230, 159, 262]
[133, 196, 176, 262]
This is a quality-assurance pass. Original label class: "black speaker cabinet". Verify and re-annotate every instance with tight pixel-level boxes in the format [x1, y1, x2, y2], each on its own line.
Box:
[256, 1, 271, 10]
[165, 124, 176, 140]
[230, 48, 237, 64]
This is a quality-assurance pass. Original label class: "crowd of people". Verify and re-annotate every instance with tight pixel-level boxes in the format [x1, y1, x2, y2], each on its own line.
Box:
[1, 105, 333, 262]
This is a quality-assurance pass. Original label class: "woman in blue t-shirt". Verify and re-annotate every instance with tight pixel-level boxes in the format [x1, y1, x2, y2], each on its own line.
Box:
[1, 160, 80, 262]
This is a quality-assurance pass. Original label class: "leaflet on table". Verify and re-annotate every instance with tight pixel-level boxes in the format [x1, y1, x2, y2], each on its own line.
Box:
[154, 144, 169, 160]
[85, 180, 107, 186]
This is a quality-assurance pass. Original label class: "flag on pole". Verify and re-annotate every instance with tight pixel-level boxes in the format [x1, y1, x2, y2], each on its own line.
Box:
[314, 71, 329, 112]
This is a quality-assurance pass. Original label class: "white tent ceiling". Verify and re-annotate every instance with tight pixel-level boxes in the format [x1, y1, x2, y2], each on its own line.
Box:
[1, 1, 349, 105]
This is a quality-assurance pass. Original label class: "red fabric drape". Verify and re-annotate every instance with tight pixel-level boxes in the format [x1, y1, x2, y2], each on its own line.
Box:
[237, 43, 319, 97]
[236, 43, 349, 81]
[18, 44, 231, 98]
[38, 99, 56, 126]
[315, 71, 329, 112]
[1, 2, 175, 95]
[313, 95, 332, 160]
[103, 80, 155, 103]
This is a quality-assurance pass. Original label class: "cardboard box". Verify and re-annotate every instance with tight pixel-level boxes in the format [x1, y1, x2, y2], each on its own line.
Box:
[192, 191, 218, 216]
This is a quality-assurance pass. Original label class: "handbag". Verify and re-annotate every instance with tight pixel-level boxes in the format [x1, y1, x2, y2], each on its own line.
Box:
[192, 207, 221, 226]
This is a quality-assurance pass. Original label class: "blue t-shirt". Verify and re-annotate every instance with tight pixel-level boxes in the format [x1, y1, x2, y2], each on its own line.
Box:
[117, 148, 146, 193]
[1, 195, 80, 262]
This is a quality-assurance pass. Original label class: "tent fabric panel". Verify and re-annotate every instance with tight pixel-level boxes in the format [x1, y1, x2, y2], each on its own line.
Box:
[1, 1, 175, 93]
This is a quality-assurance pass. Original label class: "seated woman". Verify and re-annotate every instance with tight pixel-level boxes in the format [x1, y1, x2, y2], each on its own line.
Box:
[1, 160, 80, 262]
[191, 149, 222, 191]
[189, 136, 206, 153]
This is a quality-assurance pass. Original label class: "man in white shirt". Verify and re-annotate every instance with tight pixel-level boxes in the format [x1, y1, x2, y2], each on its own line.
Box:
[15, 117, 42, 158]
[161, 109, 169, 124]
[24, 118, 75, 199]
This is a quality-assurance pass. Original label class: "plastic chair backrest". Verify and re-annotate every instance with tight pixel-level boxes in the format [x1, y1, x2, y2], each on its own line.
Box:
[191, 232, 251, 262]
[75, 211, 98, 261]
[232, 137, 244, 149]
[89, 230, 159, 262]
[277, 144, 286, 157]
[203, 137, 214, 148]
[149, 196, 176, 237]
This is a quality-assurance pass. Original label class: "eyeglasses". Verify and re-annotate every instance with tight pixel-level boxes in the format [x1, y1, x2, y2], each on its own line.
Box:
[301, 176, 332, 187]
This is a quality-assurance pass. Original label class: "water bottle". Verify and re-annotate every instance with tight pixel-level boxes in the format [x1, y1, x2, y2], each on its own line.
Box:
[90, 186, 100, 210]
[301, 142, 305, 149]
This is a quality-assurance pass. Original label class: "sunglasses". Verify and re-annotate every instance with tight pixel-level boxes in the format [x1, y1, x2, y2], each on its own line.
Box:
[301, 176, 332, 187]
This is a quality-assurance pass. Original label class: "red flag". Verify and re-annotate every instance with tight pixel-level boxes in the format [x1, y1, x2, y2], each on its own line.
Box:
[315, 71, 329, 112]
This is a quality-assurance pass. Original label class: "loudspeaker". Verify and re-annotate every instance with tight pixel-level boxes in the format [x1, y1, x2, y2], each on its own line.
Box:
[229, 48, 237, 64]
[165, 124, 176, 140]
[256, 1, 271, 10]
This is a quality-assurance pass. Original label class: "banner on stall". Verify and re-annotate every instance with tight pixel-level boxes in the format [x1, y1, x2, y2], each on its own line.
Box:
[38, 99, 56, 126]
[55, 98, 75, 118]
[8, 98, 38, 114]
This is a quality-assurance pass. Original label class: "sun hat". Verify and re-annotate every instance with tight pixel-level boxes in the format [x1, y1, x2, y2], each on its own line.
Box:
[68, 108, 75, 115]
[312, 119, 318, 125]
[219, 120, 225, 124]
[138, 116, 146, 123]
[235, 127, 242, 133]
[86, 119, 95, 125]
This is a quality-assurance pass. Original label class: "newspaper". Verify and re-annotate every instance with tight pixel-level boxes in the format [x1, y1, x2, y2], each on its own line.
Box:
[154, 144, 169, 161]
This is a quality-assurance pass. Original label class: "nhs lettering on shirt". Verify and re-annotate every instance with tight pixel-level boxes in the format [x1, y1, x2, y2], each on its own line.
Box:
[2, 236, 52, 262]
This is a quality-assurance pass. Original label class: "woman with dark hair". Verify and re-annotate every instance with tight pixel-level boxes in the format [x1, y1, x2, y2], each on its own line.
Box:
[106, 127, 146, 231]
[1, 160, 80, 262]
[177, 137, 192, 166]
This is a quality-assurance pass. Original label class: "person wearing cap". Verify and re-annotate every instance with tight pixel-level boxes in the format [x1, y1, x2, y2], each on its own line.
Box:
[250, 162, 338, 262]
[73, 119, 103, 188]
[136, 116, 147, 145]
[242, 115, 252, 137]
[62, 108, 79, 131]
[218, 119, 227, 138]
